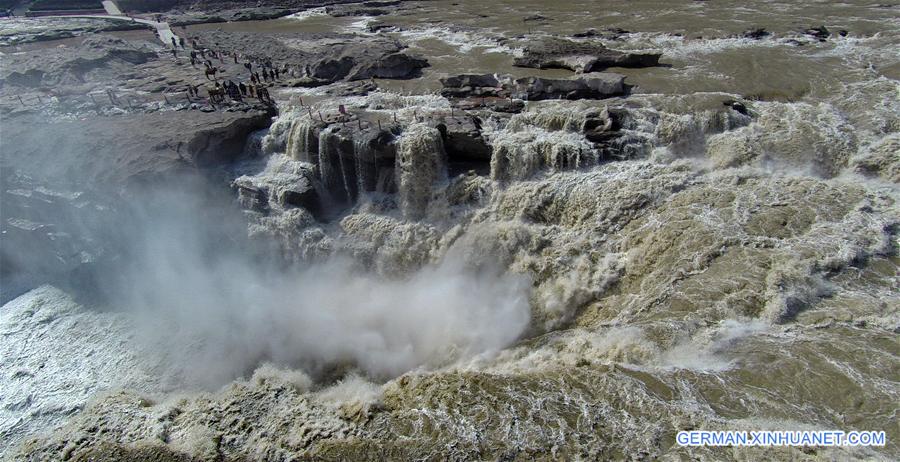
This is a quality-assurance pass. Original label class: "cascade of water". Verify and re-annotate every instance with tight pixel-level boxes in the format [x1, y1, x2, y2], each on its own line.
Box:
[506, 107, 588, 132]
[489, 130, 598, 182]
[396, 124, 448, 219]
[336, 141, 357, 204]
[285, 118, 320, 164]
[317, 127, 346, 203]
[354, 138, 379, 196]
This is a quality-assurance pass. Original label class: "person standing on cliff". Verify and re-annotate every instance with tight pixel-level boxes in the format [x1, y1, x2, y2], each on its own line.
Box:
[179, 37, 186, 49]
[171, 37, 177, 49]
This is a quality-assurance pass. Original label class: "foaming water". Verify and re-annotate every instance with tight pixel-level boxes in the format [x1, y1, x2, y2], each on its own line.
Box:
[5, 0, 900, 460]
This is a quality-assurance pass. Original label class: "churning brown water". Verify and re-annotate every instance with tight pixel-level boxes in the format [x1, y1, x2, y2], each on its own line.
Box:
[3, 1, 899, 460]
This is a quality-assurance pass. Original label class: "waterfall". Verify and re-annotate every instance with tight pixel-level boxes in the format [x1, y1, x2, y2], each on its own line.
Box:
[354, 138, 379, 196]
[396, 124, 448, 219]
[317, 127, 347, 203]
[285, 118, 320, 165]
[336, 140, 358, 204]
[489, 130, 598, 182]
[505, 106, 589, 132]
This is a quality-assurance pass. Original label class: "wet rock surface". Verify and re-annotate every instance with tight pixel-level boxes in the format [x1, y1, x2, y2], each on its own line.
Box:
[513, 73, 627, 100]
[441, 72, 627, 101]
[189, 30, 427, 82]
[512, 37, 661, 72]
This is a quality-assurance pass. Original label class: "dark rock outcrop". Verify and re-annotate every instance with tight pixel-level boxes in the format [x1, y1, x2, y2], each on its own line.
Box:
[325, 5, 389, 16]
[723, 99, 750, 116]
[279, 188, 320, 212]
[439, 74, 503, 98]
[803, 25, 830, 41]
[190, 31, 428, 83]
[512, 37, 661, 72]
[513, 73, 627, 100]
[344, 51, 428, 80]
[523, 14, 549, 22]
[572, 27, 629, 40]
[364, 0, 401, 6]
[440, 72, 627, 101]
[435, 116, 492, 162]
[741, 28, 770, 39]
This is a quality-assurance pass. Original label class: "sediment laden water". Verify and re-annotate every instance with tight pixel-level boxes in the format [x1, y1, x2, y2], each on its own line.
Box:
[3, 1, 900, 460]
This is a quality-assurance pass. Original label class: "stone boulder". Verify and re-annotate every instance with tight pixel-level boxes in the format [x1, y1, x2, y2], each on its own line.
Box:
[513, 73, 627, 100]
[441, 72, 627, 102]
[190, 30, 429, 83]
[802, 25, 830, 41]
[439, 74, 503, 98]
[435, 116, 492, 162]
[741, 28, 770, 39]
[512, 37, 661, 73]
[572, 27, 629, 40]
[345, 52, 428, 80]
